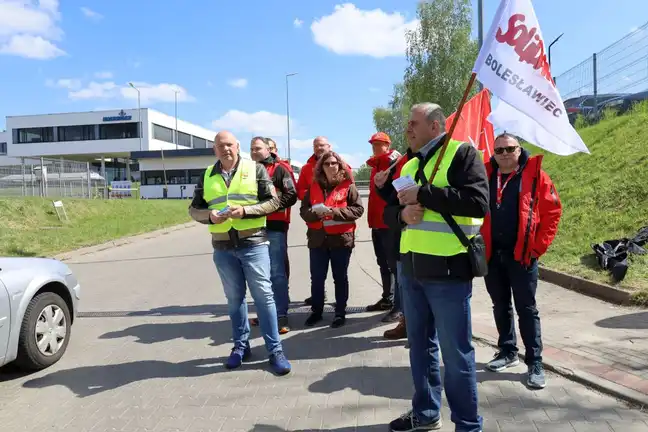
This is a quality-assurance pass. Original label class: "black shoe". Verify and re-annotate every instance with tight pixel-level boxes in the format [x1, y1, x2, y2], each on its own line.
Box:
[381, 310, 402, 323]
[331, 316, 346, 328]
[486, 350, 520, 372]
[305, 312, 323, 327]
[389, 410, 442, 431]
[366, 297, 393, 312]
[304, 294, 326, 306]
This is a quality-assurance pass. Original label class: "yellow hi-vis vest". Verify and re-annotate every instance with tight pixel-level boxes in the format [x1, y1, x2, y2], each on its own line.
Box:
[202, 159, 266, 233]
[399, 139, 484, 256]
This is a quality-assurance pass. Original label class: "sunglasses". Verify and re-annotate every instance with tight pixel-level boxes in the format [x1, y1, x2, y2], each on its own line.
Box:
[323, 161, 339, 167]
[494, 146, 519, 155]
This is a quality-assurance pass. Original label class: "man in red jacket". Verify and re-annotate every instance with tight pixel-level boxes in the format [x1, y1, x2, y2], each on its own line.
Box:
[364, 132, 402, 322]
[481, 133, 562, 390]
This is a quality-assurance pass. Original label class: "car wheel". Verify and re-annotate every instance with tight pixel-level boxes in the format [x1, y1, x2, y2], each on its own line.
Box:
[15, 292, 72, 371]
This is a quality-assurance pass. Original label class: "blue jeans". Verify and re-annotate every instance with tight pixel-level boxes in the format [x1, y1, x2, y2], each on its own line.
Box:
[399, 262, 482, 432]
[213, 243, 282, 355]
[267, 230, 290, 317]
[484, 250, 542, 365]
[310, 247, 352, 317]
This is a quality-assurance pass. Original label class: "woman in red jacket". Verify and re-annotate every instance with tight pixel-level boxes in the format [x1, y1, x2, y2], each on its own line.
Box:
[300, 151, 365, 328]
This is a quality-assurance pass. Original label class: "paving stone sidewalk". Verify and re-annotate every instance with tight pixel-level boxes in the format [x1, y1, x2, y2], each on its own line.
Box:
[0, 218, 646, 432]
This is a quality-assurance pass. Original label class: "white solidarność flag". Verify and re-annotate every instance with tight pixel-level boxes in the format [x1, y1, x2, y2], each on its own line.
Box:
[472, 0, 590, 156]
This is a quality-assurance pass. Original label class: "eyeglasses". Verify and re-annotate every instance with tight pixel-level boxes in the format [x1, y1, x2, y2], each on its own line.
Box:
[494, 146, 519, 155]
[323, 161, 338, 167]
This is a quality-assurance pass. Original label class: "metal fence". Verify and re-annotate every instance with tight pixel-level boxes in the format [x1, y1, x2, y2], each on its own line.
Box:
[0, 157, 107, 198]
[556, 21, 648, 102]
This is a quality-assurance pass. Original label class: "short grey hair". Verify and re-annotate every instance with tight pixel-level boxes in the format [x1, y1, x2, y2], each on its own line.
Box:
[411, 103, 446, 132]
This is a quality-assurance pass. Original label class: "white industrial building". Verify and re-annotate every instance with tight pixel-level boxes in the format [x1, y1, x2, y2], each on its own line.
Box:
[0, 108, 217, 181]
[0, 108, 303, 199]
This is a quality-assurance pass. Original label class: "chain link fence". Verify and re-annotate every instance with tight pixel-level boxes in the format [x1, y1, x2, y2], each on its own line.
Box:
[556, 21, 648, 107]
[0, 157, 107, 198]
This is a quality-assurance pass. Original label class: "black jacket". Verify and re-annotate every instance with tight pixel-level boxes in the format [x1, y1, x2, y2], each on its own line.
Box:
[188, 158, 280, 250]
[260, 154, 298, 233]
[383, 140, 489, 281]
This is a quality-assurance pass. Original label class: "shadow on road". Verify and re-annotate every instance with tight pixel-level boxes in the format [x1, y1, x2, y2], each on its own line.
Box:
[250, 426, 384, 432]
[20, 314, 400, 396]
[21, 357, 226, 397]
[595, 311, 648, 330]
[307, 363, 523, 400]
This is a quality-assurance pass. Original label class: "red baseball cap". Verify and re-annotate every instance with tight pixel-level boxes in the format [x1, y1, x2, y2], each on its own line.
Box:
[369, 132, 391, 145]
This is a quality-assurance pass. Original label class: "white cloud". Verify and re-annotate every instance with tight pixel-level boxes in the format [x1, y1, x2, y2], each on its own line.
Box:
[338, 152, 368, 169]
[46, 77, 81, 89]
[211, 110, 291, 136]
[311, 3, 418, 58]
[290, 138, 314, 149]
[94, 71, 112, 79]
[53, 78, 195, 105]
[0, 0, 66, 59]
[293, 18, 303, 28]
[227, 78, 248, 88]
[80, 6, 102, 20]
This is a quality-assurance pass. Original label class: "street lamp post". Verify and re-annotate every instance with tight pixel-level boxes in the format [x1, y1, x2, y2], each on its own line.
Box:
[285, 72, 298, 162]
[174, 89, 179, 150]
[130, 82, 168, 198]
[129, 82, 143, 152]
[548, 33, 564, 67]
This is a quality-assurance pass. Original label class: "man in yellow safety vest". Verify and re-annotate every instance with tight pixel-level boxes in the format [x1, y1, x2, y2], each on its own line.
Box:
[383, 103, 489, 432]
[188, 130, 291, 376]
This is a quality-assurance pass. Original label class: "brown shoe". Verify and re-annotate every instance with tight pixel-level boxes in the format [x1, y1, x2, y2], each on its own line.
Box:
[384, 317, 407, 340]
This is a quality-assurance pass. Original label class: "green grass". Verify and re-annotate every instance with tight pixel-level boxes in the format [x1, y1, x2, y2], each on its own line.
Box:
[0, 197, 192, 258]
[524, 101, 648, 301]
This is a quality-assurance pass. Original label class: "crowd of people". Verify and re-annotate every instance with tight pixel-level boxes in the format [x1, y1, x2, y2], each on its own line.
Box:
[188, 101, 563, 432]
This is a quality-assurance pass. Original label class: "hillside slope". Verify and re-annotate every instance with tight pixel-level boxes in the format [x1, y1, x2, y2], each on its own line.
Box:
[0, 198, 192, 257]
[525, 104, 648, 293]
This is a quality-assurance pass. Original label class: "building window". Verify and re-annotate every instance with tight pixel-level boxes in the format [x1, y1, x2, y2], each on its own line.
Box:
[177, 131, 191, 147]
[16, 127, 54, 143]
[99, 122, 139, 140]
[189, 169, 205, 184]
[153, 124, 174, 143]
[192, 136, 207, 149]
[0, 142, 6, 155]
[167, 170, 187, 184]
[206, 140, 214, 148]
[58, 125, 95, 141]
[142, 170, 164, 185]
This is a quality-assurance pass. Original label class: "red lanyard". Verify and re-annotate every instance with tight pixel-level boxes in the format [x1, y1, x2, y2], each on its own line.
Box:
[496, 168, 518, 209]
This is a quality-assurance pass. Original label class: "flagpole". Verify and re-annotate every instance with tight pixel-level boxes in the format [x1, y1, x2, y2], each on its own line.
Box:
[428, 72, 478, 183]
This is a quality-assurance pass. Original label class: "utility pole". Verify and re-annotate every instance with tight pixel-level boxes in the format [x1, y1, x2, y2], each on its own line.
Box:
[174, 89, 179, 150]
[477, 0, 484, 91]
[285, 72, 298, 162]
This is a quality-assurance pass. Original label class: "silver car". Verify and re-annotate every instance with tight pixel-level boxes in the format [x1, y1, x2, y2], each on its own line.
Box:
[0, 257, 80, 371]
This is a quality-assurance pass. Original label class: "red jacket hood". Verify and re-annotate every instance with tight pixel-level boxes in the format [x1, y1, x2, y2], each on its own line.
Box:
[366, 149, 400, 168]
[306, 154, 318, 165]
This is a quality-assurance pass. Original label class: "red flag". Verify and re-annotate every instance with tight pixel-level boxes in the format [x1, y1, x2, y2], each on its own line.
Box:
[446, 88, 495, 159]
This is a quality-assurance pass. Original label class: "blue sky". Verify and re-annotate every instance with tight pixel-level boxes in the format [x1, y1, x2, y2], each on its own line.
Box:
[0, 0, 645, 167]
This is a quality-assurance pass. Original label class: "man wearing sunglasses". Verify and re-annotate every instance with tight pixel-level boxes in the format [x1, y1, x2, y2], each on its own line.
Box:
[481, 133, 562, 390]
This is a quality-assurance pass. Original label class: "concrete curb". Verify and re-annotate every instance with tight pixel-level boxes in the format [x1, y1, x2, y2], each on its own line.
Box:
[538, 266, 632, 305]
[472, 332, 648, 409]
[53, 221, 199, 262]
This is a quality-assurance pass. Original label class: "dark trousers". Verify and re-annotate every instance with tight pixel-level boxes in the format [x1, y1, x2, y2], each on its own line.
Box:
[309, 247, 352, 317]
[484, 250, 543, 365]
[372, 228, 397, 301]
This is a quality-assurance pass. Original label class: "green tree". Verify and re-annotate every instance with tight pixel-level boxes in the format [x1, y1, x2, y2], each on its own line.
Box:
[372, 83, 411, 153]
[353, 164, 372, 181]
[403, 0, 478, 113]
